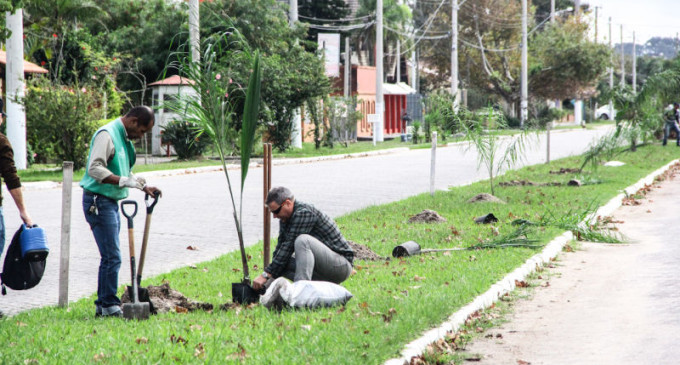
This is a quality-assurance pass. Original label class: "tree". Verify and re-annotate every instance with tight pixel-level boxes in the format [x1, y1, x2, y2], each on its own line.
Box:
[529, 19, 610, 101]
[462, 107, 531, 196]
[202, 0, 331, 152]
[169, 28, 262, 286]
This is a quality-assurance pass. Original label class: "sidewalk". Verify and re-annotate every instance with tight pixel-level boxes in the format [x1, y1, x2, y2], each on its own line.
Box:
[462, 165, 680, 364]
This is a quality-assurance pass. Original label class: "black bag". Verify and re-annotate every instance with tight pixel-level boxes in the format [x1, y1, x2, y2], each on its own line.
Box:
[1, 225, 48, 295]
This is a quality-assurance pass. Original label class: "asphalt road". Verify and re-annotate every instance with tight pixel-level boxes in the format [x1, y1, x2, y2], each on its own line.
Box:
[0, 127, 611, 316]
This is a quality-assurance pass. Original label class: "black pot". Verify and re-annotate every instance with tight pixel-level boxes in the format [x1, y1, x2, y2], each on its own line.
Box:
[232, 282, 262, 305]
[392, 241, 422, 258]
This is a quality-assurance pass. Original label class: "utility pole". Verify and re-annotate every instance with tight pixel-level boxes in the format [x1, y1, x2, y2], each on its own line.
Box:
[676, 32, 678, 56]
[5, 8, 26, 169]
[376, 0, 384, 142]
[396, 40, 401, 83]
[520, 0, 528, 127]
[574, 0, 581, 16]
[632, 31, 637, 93]
[188, 0, 200, 63]
[290, 0, 302, 148]
[620, 24, 625, 88]
[608, 17, 614, 119]
[451, 0, 459, 110]
[594, 6, 598, 43]
[344, 36, 351, 98]
[550, 0, 555, 23]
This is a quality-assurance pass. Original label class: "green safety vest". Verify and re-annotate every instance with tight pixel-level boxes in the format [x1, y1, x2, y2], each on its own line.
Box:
[79, 119, 136, 200]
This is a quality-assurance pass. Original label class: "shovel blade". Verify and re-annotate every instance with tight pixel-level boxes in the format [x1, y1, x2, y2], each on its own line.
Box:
[127, 286, 156, 314]
[122, 302, 150, 320]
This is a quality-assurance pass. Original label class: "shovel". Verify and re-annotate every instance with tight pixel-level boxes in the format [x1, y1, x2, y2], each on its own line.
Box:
[128, 192, 160, 314]
[120, 200, 150, 320]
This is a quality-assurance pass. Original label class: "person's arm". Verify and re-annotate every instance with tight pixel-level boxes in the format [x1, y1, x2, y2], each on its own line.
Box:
[8, 187, 32, 226]
[0, 135, 32, 226]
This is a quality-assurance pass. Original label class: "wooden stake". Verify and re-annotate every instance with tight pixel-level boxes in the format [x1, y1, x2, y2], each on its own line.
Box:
[58, 161, 73, 307]
[263, 143, 272, 267]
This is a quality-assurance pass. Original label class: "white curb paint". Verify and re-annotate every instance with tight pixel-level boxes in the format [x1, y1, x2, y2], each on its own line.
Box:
[384, 158, 680, 365]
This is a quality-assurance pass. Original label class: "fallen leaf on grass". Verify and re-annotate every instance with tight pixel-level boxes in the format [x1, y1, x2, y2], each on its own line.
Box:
[301, 325, 311, 331]
[190, 325, 202, 331]
[136, 337, 148, 344]
[226, 344, 247, 360]
[93, 353, 106, 362]
[363, 330, 370, 334]
[24, 359, 39, 364]
[15, 321, 27, 327]
[194, 343, 205, 358]
[359, 302, 369, 309]
[514, 280, 529, 288]
[413, 275, 425, 282]
[170, 334, 188, 345]
[382, 308, 397, 322]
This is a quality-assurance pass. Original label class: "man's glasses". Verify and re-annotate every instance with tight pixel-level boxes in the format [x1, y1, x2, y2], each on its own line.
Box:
[271, 201, 285, 215]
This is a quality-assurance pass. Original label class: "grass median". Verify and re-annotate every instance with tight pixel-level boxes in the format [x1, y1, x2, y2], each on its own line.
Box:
[1, 144, 674, 364]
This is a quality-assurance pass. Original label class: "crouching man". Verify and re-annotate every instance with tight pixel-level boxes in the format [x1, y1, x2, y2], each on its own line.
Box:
[252, 186, 353, 291]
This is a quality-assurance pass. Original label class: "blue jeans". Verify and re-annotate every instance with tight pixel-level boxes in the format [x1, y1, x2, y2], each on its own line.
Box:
[83, 193, 121, 309]
[0, 207, 5, 255]
[663, 121, 680, 145]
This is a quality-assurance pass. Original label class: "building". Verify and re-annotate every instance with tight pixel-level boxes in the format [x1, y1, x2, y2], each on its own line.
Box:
[148, 75, 197, 156]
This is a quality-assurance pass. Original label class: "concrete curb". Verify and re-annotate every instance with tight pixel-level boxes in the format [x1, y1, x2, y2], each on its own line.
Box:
[383, 158, 680, 365]
[19, 147, 411, 191]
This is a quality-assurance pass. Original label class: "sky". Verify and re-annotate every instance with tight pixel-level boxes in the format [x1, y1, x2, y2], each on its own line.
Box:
[584, 0, 679, 44]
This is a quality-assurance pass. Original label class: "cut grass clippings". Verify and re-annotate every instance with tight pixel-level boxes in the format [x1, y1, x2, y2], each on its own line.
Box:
[1, 144, 675, 364]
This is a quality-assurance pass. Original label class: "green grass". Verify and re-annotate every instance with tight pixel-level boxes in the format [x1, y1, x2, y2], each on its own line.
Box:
[1, 144, 674, 364]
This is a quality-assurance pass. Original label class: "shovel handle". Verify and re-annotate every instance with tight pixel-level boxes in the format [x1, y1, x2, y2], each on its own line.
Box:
[144, 191, 160, 214]
[121, 200, 138, 229]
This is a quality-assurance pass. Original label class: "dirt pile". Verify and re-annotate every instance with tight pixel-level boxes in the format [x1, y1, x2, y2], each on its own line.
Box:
[348, 241, 386, 261]
[550, 167, 581, 174]
[467, 193, 506, 204]
[408, 209, 447, 223]
[121, 282, 213, 314]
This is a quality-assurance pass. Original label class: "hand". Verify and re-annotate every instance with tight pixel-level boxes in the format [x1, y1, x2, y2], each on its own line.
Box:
[252, 275, 268, 291]
[143, 186, 162, 198]
[130, 173, 147, 187]
[20, 212, 33, 227]
[119, 176, 144, 189]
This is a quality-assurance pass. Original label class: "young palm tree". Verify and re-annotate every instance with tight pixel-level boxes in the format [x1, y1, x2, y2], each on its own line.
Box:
[168, 31, 262, 284]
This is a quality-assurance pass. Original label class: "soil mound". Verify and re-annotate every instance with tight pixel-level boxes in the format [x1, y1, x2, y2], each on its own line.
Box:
[408, 209, 447, 223]
[121, 282, 213, 314]
[348, 241, 386, 261]
[550, 167, 581, 174]
[499, 180, 562, 187]
[467, 193, 506, 204]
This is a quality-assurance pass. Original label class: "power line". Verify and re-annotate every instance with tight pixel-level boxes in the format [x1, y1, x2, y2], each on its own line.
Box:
[298, 13, 374, 23]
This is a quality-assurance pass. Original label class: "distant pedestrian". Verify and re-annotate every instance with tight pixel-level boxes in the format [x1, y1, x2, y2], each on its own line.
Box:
[252, 187, 353, 291]
[662, 102, 680, 146]
[80, 106, 162, 318]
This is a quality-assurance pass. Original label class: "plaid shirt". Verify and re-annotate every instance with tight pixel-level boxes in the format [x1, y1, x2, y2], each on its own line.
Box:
[265, 201, 354, 278]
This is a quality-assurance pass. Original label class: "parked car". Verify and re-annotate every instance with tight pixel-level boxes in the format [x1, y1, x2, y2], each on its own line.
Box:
[595, 105, 616, 120]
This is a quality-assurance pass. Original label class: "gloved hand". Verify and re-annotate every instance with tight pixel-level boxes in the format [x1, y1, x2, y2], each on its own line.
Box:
[118, 176, 144, 190]
[130, 173, 146, 187]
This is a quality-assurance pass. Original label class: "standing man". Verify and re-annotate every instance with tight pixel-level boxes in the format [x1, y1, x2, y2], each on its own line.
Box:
[252, 186, 353, 291]
[80, 106, 161, 317]
[662, 102, 680, 146]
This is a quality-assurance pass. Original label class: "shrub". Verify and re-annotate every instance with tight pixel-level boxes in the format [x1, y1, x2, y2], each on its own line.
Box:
[23, 77, 106, 169]
[161, 120, 211, 160]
